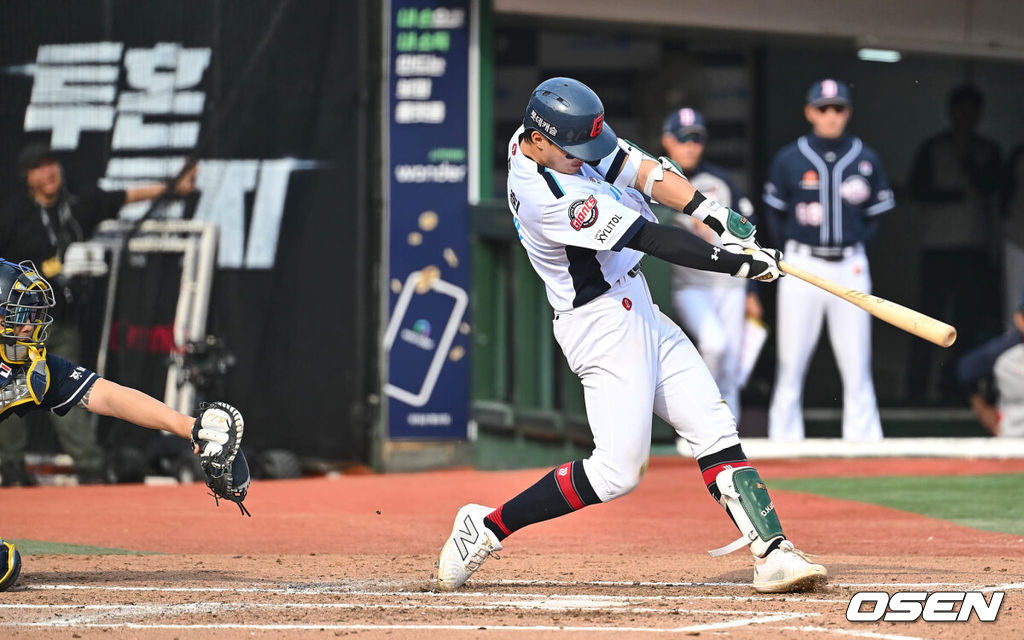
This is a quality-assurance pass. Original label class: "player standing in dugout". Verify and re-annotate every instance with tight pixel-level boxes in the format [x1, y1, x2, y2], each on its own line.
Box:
[437, 78, 826, 594]
[763, 79, 894, 442]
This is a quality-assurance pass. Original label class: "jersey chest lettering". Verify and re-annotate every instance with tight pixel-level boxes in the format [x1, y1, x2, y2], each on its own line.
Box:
[800, 170, 819, 190]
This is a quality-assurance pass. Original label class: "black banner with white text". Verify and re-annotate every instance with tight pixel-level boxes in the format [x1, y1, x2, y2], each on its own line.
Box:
[0, 0, 378, 461]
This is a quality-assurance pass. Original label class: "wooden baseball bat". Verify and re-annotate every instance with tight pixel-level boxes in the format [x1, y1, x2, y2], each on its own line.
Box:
[779, 261, 957, 348]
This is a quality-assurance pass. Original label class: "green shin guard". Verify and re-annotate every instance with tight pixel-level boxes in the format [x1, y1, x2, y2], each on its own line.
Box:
[708, 467, 784, 557]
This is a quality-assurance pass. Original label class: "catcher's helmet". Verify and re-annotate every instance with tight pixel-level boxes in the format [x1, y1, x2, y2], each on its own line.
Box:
[0, 259, 56, 364]
[0, 539, 22, 592]
[522, 77, 617, 163]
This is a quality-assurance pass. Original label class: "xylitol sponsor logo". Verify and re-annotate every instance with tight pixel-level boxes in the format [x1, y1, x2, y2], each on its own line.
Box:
[847, 591, 1003, 623]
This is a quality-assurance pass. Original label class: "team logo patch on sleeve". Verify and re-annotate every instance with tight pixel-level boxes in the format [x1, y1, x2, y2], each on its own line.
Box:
[568, 196, 599, 230]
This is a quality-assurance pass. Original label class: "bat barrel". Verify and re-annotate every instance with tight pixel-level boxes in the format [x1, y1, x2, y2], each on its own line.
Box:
[779, 261, 958, 348]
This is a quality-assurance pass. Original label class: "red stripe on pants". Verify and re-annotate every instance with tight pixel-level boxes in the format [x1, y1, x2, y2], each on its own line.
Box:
[701, 461, 751, 487]
[555, 462, 585, 511]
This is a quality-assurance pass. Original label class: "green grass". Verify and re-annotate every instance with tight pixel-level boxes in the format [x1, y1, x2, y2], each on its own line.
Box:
[6, 540, 157, 555]
[769, 473, 1024, 537]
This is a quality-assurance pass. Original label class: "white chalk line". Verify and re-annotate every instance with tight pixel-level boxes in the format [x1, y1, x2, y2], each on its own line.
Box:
[781, 626, 928, 640]
[497, 578, 1024, 590]
[3, 613, 818, 634]
[21, 583, 848, 602]
[0, 601, 805, 615]
[0, 596, 824, 627]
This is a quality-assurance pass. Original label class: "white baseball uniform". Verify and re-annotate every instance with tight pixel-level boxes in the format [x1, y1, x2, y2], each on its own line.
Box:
[994, 343, 1024, 438]
[507, 126, 739, 501]
[671, 165, 754, 417]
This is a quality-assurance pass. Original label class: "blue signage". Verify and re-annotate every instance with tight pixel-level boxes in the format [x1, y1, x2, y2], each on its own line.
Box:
[385, 0, 471, 439]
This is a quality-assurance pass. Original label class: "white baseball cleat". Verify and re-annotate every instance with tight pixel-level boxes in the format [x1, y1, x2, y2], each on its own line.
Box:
[436, 503, 503, 591]
[752, 540, 827, 593]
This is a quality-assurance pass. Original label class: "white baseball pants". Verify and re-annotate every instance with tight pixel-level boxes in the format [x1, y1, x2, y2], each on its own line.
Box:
[768, 241, 882, 442]
[672, 286, 746, 420]
[553, 272, 740, 503]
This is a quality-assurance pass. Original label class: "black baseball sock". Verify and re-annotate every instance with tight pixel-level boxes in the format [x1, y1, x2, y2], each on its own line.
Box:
[483, 460, 601, 541]
[697, 443, 751, 501]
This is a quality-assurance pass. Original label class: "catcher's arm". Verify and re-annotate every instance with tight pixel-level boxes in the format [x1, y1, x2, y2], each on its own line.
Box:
[82, 379, 252, 515]
[80, 378, 194, 441]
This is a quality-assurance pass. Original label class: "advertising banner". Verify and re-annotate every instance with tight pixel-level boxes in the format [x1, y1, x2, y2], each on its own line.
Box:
[0, 1, 375, 460]
[385, 0, 472, 439]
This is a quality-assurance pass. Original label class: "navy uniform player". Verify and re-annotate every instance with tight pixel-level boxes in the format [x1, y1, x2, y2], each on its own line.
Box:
[956, 290, 1024, 437]
[437, 78, 826, 593]
[0, 259, 244, 590]
[662, 107, 762, 420]
[763, 79, 894, 441]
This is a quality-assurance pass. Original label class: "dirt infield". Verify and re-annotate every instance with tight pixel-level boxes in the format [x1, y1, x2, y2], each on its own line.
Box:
[2, 457, 1023, 638]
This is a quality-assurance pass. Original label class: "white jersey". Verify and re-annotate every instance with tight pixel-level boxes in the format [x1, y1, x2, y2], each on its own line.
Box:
[995, 343, 1024, 438]
[671, 169, 753, 291]
[506, 126, 657, 311]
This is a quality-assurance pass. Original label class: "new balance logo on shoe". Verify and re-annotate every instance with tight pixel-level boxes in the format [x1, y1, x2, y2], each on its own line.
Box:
[453, 514, 481, 561]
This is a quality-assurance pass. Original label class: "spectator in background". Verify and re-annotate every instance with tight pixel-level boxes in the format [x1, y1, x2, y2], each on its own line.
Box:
[1004, 143, 1024, 329]
[661, 107, 762, 423]
[0, 142, 196, 486]
[763, 79, 894, 442]
[907, 84, 1004, 403]
[957, 290, 1024, 437]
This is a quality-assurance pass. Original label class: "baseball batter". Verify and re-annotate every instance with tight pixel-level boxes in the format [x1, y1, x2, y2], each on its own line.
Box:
[662, 107, 761, 419]
[763, 79, 894, 442]
[437, 78, 826, 594]
[0, 259, 248, 591]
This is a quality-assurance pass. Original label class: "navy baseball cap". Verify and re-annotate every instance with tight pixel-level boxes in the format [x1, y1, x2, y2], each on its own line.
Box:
[662, 107, 707, 143]
[807, 79, 851, 108]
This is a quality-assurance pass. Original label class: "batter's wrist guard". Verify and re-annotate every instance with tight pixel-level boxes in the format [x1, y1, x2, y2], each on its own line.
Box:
[708, 467, 785, 557]
[693, 199, 757, 247]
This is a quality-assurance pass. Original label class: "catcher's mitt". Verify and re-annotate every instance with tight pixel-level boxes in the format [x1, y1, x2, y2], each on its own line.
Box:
[192, 401, 251, 516]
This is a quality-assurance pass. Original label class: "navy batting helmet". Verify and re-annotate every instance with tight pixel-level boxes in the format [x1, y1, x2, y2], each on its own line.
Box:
[522, 77, 617, 163]
[1, 539, 22, 592]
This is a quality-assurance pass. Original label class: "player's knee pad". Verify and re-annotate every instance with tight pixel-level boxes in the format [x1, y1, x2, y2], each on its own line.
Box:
[709, 467, 784, 557]
[1, 539, 22, 592]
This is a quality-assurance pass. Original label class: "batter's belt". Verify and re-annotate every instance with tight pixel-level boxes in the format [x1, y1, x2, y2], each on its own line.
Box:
[788, 241, 862, 262]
